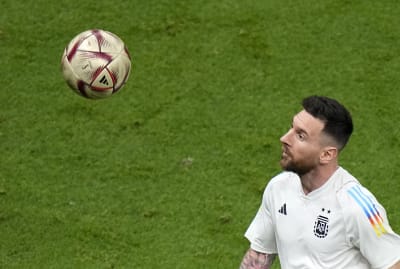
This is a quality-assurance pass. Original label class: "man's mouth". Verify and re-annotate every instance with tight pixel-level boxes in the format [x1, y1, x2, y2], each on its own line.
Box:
[281, 147, 290, 158]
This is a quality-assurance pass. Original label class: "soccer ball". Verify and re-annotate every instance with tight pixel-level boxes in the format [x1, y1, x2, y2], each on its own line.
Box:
[61, 29, 131, 99]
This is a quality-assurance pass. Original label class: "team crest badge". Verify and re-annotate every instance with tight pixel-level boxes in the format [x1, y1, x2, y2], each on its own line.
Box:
[313, 208, 331, 238]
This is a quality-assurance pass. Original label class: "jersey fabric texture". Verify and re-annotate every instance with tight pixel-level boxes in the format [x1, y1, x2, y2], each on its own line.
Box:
[245, 167, 400, 269]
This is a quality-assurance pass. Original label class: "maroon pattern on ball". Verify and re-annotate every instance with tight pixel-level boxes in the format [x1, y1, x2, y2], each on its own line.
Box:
[77, 80, 88, 97]
[67, 40, 81, 61]
[93, 52, 113, 62]
[92, 29, 105, 52]
[113, 65, 130, 92]
[91, 66, 105, 81]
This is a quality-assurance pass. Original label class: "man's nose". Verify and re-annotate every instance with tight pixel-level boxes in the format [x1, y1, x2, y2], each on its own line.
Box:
[280, 129, 291, 145]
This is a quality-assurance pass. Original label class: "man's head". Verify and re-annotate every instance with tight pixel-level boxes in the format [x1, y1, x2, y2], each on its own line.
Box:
[302, 96, 353, 151]
[280, 96, 353, 176]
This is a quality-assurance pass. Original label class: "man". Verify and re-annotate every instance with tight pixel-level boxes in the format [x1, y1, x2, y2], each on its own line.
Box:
[240, 96, 400, 269]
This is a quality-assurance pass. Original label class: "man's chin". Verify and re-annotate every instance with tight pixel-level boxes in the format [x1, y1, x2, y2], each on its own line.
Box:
[280, 161, 297, 174]
[279, 159, 289, 169]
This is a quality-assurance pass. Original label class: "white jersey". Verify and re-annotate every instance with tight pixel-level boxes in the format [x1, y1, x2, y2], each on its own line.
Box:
[245, 167, 400, 269]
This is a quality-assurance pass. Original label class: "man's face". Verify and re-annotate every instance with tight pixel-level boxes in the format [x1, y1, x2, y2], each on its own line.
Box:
[279, 110, 326, 176]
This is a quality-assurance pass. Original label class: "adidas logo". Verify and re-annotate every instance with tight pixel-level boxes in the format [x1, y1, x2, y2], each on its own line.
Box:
[99, 75, 109, 85]
[278, 203, 287, 215]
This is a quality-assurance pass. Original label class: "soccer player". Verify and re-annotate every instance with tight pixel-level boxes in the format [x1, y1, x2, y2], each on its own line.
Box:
[239, 96, 400, 269]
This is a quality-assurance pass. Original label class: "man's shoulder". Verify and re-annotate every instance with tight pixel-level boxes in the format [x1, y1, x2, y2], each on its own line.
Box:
[333, 167, 361, 193]
[334, 168, 378, 214]
[334, 168, 392, 240]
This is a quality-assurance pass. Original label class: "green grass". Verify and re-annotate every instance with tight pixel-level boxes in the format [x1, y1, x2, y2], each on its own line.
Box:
[1, 0, 400, 268]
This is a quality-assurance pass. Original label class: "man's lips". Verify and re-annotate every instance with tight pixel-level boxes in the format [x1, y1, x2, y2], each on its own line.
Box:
[281, 146, 290, 158]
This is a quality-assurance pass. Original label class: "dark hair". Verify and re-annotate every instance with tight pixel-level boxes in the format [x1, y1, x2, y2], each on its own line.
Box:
[302, 96, 353, 150]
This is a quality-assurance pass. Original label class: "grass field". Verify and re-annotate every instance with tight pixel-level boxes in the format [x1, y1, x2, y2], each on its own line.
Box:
[1, 0, 400, 268]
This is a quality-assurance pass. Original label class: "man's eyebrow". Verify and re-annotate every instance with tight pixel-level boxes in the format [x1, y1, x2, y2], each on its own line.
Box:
[292, 119, 309, 136]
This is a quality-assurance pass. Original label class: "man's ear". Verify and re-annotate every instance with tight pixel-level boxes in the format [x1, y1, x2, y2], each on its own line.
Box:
[320, 147, 338, 164]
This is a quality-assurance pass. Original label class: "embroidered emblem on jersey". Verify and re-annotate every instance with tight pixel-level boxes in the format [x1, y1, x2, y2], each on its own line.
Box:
[278, 203, 287, 215]
[313, 208, 330, 238]
[347, 185, 387, 236]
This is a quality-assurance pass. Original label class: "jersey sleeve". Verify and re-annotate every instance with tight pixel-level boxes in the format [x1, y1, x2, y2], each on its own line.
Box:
[344, 185, 400, 269]
[244, 184, 277, 254]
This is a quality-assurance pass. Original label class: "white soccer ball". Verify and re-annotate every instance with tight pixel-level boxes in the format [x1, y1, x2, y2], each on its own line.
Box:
[61, 29, 132, 99]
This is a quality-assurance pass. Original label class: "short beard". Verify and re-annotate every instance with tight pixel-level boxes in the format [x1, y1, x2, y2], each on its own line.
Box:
[280, 160, 313, 177]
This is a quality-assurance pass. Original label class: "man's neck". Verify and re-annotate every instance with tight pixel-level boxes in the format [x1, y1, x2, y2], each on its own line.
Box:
[300, 164, 339, 195]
